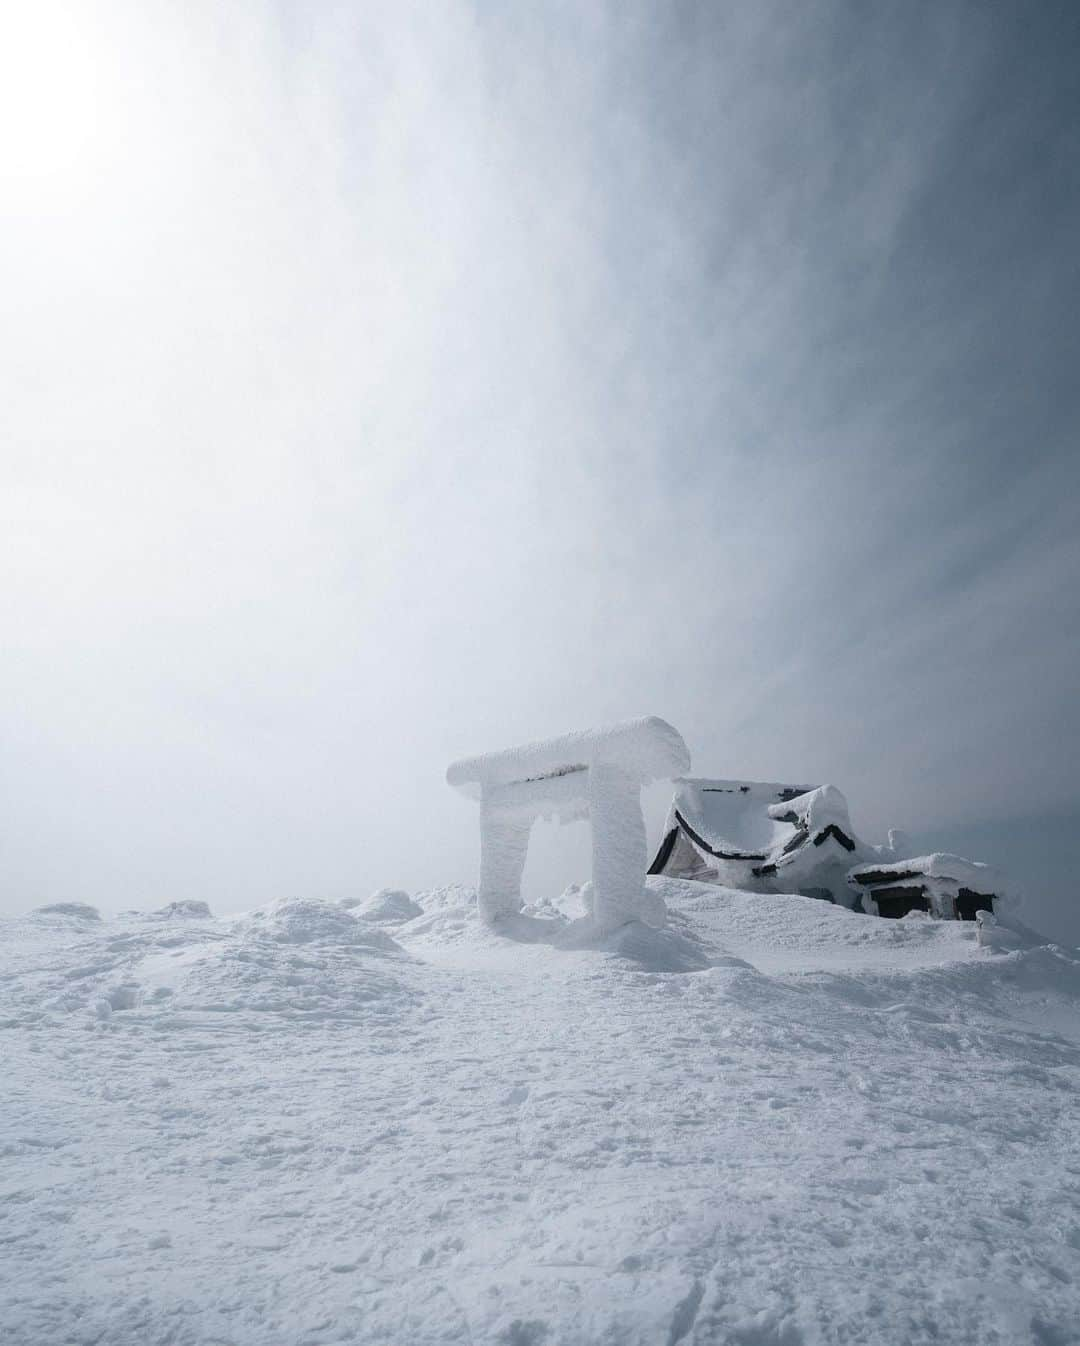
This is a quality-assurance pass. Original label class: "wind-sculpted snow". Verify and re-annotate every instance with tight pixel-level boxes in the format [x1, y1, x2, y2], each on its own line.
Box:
[341, 887, 424, 923]
[3, 884, 1080, 1344]
[31, 900, 102, 921]
[235, 896, 407, 951]
[153, 900, 214, 920]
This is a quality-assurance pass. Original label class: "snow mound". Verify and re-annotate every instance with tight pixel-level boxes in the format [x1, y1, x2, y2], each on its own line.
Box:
[976, 909, 1030, 952]
[656, 877, 966, 971]
[413, 883, 475, 911]
[525, 883, 590, 921]
[236, 898, 405, 952]
[400, 888, 483, 950]
[32, 901, 101, 921]
[145, 940, 416, 1022]
[399, 882, 708, 970]
[155, 900, 213, 919]
[344, 888, 423, 922]
[2, 900, 420, 1035]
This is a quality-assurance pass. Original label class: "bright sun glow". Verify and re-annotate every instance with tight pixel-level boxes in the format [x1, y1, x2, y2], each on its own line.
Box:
[0, 4, 112, 205]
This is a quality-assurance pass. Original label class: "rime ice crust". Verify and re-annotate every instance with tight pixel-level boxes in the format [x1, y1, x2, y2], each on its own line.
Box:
[448, 717, 690, 932]
[446, 715, 691, 798]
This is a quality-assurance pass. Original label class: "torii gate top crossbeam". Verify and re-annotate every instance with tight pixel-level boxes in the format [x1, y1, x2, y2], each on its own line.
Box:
[446, 716, 690, 799]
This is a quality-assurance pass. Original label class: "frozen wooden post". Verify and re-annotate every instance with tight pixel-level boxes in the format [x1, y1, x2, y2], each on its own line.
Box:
[447, 717, 690, 933]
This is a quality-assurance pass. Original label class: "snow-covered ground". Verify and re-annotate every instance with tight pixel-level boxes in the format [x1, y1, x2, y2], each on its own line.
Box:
[3, 883, 1080, 1345]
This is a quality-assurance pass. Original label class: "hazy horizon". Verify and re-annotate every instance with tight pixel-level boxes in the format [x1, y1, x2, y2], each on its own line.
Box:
[3, 2, 1078, 942]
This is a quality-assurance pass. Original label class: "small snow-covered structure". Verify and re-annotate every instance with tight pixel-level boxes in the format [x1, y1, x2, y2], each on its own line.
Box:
[447, 717, 690, 933]
[648, 778, 871, 907]
[847, 854, 1008, 921]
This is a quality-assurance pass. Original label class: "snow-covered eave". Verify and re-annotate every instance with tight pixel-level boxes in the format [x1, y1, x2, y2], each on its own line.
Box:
[751, 824, 861, 878]
[652, 818, 861, 883]
[659, 778, 817, 857]
[657, 780, 860, 873]
[672, 808, 768, 863]
[675, 777, 815, 806]
[848, 852, 1004, 892]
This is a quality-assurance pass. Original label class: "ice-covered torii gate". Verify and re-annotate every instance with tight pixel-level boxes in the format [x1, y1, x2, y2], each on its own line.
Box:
[446, 717, 691, 933]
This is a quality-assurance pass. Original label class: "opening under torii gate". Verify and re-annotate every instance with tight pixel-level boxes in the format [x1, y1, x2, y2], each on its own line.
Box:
[446, 717, 691, 934]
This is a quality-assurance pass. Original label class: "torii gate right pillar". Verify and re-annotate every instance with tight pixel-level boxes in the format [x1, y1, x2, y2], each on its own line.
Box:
[588, 761, 666, 933]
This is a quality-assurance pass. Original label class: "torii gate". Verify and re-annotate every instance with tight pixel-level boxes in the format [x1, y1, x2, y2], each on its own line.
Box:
[446, 717, 690, 933]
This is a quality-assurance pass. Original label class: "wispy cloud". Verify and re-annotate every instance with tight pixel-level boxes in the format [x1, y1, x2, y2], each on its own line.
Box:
[2, 1, 1077, 915]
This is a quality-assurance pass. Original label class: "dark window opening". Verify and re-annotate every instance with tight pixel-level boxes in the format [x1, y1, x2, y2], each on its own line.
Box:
[873, 886, 930, 919]
[955, 888, 995, 921]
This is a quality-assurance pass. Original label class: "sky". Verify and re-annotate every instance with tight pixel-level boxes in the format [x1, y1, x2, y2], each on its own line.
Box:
[2, 1, 1078, 940]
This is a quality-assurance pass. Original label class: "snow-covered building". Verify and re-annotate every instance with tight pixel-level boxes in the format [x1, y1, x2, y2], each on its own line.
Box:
[649, 777, 1007, 920]
[648, 778, 870, 907]
[847, 854, 1005, 921]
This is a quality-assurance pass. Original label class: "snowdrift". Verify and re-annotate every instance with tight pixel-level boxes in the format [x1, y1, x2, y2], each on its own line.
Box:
[2, 884, 1079, 1345]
